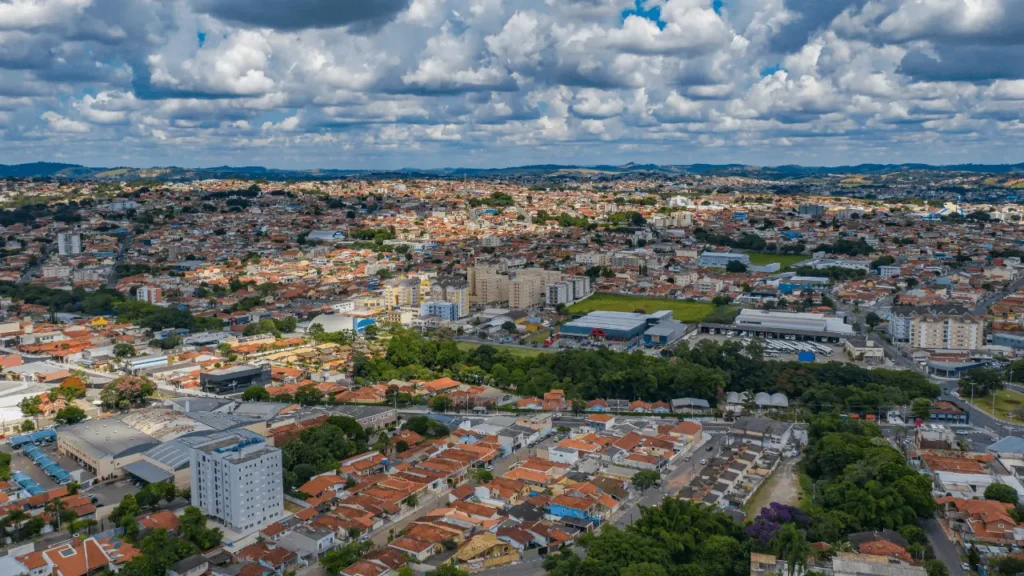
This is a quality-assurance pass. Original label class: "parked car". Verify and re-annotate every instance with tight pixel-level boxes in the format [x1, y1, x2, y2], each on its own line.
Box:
[699, 459, 707, 465]
[706, 445, 714, 451]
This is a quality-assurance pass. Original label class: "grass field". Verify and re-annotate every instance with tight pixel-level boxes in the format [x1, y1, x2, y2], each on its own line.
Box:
[968, 388, 1024, 423]
[747, 253, 808, 270]
[455, 341, 550, 357]
[566, 294, 716, 322]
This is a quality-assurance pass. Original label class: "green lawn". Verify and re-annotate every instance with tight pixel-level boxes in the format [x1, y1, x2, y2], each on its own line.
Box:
[747, 253, 809, 270]
[455, 341, 550, 357]
[968, 388, 1024, 423]
[566, 294, 716, 322]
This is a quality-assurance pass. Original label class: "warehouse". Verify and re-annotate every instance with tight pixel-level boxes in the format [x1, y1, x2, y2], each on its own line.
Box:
[560, 310, 674, 342]
[57, 419, 160, 480]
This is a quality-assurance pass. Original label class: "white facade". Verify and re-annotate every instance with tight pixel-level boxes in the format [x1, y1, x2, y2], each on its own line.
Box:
[190, 434, 284, 533]
[137, 286, 163, 305]
[57, 233, 81, 256]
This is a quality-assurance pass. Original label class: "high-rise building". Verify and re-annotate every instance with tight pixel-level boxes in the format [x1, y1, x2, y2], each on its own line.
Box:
[430, 277, 469, 318]
[137, 286, 162, 305]
[57, 233, 81, 256]
[509, 268, 561, 309]
[475, 274, 509, 304]
[910, 313, 984, 351]
[190, 433, 283, 533]
[383, 278, 421, 308]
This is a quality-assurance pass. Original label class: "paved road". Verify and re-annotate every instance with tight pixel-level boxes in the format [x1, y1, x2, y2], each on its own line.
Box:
[922, 517, 965, 576]
[17, 244, 50, 285]
[610, 434, 725, 529]
[105, 232, 132, 289]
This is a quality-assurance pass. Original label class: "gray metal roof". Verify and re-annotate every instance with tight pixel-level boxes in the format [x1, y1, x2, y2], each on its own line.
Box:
[122, 460, 173, 484]
[988, 436, 1024, 455]
[59, 419, 159, 459]
[144, 439, 193, 470]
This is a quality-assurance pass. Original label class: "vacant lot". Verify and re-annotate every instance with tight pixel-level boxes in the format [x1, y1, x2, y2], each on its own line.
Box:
[744, 457, 802, 520]
[566, 294, 716, 322]
[747, 253, 808, 270]
[970, 388, 1024, 423]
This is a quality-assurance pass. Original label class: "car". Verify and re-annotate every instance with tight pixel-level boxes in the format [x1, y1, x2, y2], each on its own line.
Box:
[684, 456, 691, 462]
[961, 563, 970, 571]
[699, 459, 707, 465]
[956, 430, 969, 436]
[706, 445, 714, 451]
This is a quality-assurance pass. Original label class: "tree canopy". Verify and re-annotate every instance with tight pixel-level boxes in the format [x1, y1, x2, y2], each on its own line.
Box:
[544, 497, 748, 576]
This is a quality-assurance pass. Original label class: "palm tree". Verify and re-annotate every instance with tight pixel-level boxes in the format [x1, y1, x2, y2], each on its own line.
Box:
[45, 498, 68, 531]
[773, 524, 811, 576]
[6, 509, 28, 541]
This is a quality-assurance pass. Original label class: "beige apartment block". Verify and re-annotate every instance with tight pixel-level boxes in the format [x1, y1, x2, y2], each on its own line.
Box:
[910, 314, 984, 350]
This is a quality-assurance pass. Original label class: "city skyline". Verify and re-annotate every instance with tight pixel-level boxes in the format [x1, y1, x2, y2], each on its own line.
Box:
[3, 0, 1024, 169]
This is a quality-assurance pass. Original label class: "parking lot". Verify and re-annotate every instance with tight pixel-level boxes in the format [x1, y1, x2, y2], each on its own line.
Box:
[690, 333, 844, 363]
[0, 443, 60, 491]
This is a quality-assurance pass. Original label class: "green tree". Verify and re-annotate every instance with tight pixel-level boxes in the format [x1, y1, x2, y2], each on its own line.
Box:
[55, 405, 87, 425]
[985, 482, 1019, 504]
[293, 384, 323, 406]
[472, 468, 494, 484]
[18, 395, 42, 416]
[113, 343, 137, 358]
[911, 398, 932, 420]
[631, 470, 661, 493]
[241, 386, 271, 402]
[430, 395, 452, 412]
[773, 523, 812, 576]
[180, 506, 224, 550]
[321, 541, 372, 575]
[865, 312, 881, 329]
[726, 260, 748, 273]
[924, 560, 950, 576]
[20, 420, 35, 432]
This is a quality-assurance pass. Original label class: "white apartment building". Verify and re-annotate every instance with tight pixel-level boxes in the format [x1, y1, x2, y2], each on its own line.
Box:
[510, 268, 562, 309]
[137, 286, 163, 305]
[57, 233, 81, 256]
[910, 314, 984, 351]
[190, 433, 284, 533]
[575, 252, 608, 267]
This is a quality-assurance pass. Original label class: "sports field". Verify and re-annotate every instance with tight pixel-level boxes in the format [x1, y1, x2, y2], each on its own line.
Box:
[747, 253, 808, 270]
[566, 294, 716, 322]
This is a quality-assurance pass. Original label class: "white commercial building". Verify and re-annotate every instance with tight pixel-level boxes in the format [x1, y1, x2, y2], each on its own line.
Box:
[190, 433, 284, 533]
[733, 309, 854, 335]
[699, 252, 750, 268]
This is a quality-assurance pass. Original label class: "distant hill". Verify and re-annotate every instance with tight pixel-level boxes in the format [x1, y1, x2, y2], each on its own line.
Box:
[1, 161, 1024, 181]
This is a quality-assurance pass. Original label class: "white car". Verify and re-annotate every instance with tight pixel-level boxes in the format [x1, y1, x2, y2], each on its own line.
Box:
[699, 459, 707, 465]
[961, 562, 970, 571]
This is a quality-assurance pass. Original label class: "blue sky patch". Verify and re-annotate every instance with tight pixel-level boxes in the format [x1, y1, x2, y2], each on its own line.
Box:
[197, 31, 206, 48]
[621, 0, 664, 30]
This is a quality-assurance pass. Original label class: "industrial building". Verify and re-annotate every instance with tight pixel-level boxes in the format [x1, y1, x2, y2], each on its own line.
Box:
[560, 310, 679, 343]
[700, 309, 854, 341]
[199, 364, 271, 394]
[57, 419, 160, 480]
[307, 312, 377, 335]
[699, 252, 750, 268]
[190, 432, 284, 533]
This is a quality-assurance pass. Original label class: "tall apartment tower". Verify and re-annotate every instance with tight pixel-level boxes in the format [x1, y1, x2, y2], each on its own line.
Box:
[190, 433, 284, 533]
[57, 233, 81, 256]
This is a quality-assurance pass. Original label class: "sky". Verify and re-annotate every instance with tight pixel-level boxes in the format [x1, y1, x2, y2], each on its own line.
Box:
[2, 0, 1024, 170]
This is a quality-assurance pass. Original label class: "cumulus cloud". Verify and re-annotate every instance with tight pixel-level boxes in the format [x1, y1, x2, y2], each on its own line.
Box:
[0, 0, 1022, 167]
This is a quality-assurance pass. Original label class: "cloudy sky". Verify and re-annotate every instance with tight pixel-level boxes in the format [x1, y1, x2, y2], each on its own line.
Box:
[2, 0, 1024, 169]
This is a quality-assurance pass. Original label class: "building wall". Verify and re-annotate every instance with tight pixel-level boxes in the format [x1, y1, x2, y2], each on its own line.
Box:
[911, 316, 984, 350]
